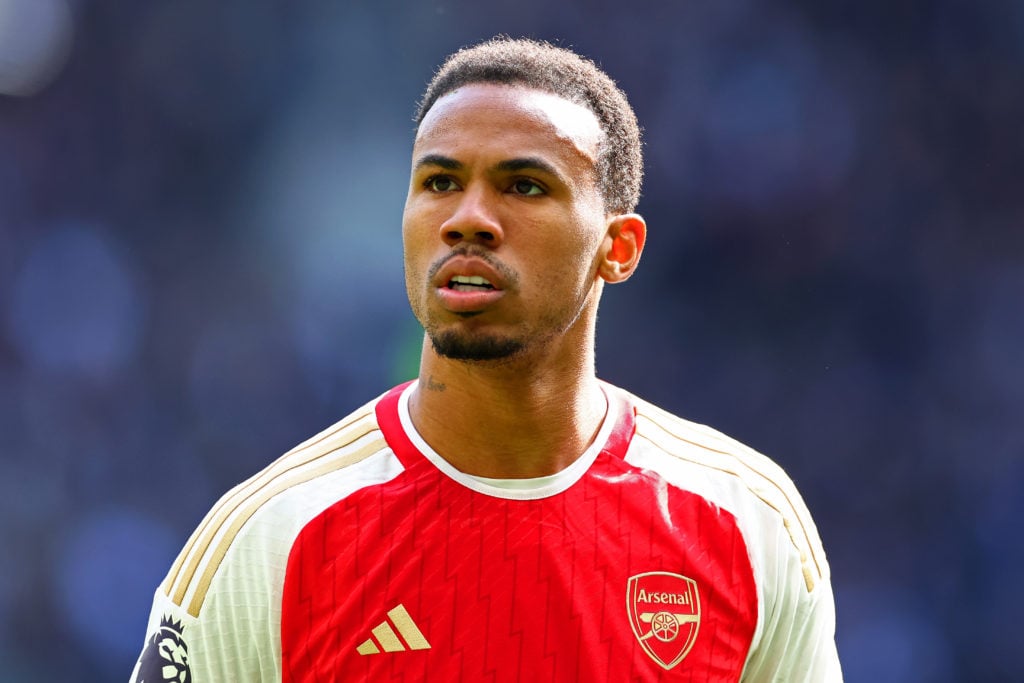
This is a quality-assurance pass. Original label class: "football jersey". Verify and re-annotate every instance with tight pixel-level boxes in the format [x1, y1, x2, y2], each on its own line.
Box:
[131, 381, 842, 682]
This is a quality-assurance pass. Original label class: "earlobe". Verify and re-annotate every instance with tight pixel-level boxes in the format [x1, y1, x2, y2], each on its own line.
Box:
[599, 214, 646, 283]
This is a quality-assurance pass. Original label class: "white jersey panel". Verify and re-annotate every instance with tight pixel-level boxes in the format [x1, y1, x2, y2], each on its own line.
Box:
[620, 390, 841, 682]
[131, 399, 405, 682]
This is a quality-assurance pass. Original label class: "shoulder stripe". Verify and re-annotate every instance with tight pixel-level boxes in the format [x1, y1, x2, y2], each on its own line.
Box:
[185, 435, 387, 616]
[635, 404, 825, 593]
[162, 401, 382, 614]
[163, 403, 376, 593]
[278, 398, 381, 459]
[163, 407, 377, 601]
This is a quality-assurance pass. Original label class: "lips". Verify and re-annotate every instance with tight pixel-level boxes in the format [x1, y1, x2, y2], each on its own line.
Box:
[431, 254, 508, 290]
[431, 255, 509, 313]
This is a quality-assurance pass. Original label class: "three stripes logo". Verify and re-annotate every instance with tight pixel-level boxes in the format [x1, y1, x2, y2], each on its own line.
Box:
[356, 604, 431, 655]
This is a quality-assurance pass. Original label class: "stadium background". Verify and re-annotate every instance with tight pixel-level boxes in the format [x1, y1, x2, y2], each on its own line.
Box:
[1, 0, 1021, 680]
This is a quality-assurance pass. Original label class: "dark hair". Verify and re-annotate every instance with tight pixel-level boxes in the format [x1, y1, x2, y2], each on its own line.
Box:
[415, 37, 643, 214]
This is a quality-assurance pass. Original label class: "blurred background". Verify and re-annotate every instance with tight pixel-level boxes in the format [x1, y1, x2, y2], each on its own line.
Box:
[1, 0, 1021, 680]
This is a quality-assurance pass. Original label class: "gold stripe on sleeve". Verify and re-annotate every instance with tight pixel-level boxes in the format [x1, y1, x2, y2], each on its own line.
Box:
[185, 436, 386, 616]
[162, 403, 377, 597]
[161, 401, 381, 610]
[635, 404, 825, 593]
[168, 415, 379, 606]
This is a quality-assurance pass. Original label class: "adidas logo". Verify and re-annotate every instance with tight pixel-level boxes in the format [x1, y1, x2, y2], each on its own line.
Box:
[356, 604, 431, 655]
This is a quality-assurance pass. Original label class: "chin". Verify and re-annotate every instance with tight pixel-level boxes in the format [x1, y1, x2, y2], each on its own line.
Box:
[429, 330, 524, 362]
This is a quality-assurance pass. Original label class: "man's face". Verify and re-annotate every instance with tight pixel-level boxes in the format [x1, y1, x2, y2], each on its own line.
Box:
[402, 83, 610, 362]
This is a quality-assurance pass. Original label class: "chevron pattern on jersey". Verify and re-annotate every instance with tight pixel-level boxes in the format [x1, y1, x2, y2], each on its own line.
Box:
[280, 445, 757, 682]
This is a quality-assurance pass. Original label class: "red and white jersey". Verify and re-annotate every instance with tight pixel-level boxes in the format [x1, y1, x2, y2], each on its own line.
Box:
[132, 381, 841, 682]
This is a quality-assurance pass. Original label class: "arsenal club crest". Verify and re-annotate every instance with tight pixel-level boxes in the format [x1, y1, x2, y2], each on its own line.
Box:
[627, 572, 701, 670]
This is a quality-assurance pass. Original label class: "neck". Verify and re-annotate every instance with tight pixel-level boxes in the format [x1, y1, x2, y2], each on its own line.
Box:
[407, 337, 608, 479]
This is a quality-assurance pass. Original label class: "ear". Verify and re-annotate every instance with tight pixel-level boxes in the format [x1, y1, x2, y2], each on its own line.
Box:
[597, 213, 646, 284]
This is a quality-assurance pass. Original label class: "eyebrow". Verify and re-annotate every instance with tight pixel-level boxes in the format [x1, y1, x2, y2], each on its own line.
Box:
[413, 153, 462, 171]
[495, 157, 560, 178]
[413, 154, 562, 180]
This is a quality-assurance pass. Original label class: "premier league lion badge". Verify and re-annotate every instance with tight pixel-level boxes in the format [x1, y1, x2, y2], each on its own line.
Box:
[134, 615, 192, 683]
[627, 572, 701, 670]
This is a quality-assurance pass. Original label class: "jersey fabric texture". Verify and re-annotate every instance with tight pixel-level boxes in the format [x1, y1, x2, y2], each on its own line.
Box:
[132, 381, 842, 682]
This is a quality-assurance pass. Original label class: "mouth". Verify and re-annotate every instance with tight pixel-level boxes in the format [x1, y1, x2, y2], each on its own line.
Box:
[447, 275, 496, 292]
[434, 269, 505, 315]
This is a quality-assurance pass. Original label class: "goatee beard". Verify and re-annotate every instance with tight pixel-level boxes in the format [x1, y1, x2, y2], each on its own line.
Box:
[429, 330, 524, 362]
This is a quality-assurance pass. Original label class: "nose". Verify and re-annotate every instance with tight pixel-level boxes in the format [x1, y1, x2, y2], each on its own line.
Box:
[439, 187, 504, 248]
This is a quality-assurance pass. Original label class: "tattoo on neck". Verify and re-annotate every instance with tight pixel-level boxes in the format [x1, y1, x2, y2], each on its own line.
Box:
[425, 375, 447, 392]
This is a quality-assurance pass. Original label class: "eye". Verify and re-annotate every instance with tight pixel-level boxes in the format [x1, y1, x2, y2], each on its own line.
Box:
[425, 175, 460, 193]
[510, 179, 544, 196]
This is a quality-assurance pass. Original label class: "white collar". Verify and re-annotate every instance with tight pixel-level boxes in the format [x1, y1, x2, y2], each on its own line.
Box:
[396, 380, 614, 500]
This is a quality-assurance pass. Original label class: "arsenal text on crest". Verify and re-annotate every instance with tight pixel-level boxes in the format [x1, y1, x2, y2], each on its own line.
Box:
[626, 572, 702, 671]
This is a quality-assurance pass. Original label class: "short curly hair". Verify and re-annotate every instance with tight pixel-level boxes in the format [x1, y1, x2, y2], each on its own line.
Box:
[415, 37, 643, 214]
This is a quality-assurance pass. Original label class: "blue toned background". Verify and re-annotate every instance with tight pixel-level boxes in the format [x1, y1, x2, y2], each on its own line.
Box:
[1, 1, 1021, 680]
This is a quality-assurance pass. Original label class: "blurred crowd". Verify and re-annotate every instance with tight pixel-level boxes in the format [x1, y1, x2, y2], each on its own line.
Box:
[1, 0, 1021, 680]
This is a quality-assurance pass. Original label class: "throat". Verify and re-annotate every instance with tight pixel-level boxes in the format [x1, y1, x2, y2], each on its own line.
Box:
[407, 376, 609, 479]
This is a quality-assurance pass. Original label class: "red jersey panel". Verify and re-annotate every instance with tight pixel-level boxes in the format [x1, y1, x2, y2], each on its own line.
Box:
[281, 386, 757, 682]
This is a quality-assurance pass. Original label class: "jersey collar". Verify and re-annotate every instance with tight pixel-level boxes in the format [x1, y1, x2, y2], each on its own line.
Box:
[374, 380, 636, 500]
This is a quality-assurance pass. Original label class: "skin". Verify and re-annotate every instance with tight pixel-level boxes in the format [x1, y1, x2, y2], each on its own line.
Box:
[402, 83, 646, 478]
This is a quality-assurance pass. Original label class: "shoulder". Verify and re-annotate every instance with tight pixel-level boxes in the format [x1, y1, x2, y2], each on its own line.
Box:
[160, 390, 404, 619]
[616, 387, 830, 594]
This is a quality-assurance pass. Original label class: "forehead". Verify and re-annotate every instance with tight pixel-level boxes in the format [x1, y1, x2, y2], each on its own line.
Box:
[414, 83, 602, 167]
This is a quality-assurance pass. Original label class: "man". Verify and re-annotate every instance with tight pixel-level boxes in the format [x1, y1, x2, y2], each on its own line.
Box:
[133, 37, 842, 681]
